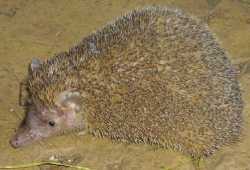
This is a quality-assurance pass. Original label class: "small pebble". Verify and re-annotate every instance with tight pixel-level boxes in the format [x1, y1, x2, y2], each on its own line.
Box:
[49, 155, 56, 161]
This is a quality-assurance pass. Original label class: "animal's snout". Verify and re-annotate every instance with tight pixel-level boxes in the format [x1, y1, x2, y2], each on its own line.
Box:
[10, 135, 21, 148]
[10, 127, 34, 148]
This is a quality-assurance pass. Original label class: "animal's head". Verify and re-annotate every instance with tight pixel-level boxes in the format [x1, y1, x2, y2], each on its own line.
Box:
[10, 58, 86, 148]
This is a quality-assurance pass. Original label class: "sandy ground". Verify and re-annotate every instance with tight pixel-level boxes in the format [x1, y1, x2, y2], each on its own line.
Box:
[0, 0, 249, 169]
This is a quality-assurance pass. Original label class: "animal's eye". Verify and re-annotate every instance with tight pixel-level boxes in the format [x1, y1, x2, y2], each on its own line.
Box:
[48, 121, 55, 127]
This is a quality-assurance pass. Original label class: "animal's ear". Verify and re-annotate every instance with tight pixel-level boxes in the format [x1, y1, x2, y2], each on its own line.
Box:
[55, 90, 81, 112]
[29, 58, 42, 73]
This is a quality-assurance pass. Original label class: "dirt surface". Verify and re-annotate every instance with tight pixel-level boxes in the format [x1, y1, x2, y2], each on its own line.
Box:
[0, 0, 249, 170]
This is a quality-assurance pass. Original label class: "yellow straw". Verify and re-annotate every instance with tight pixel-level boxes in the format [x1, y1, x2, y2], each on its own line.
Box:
[0, 161, 90, 170]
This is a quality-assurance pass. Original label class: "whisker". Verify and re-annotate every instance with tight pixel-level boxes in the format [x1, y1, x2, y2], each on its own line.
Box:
[9, 107, 22, 121]
[38, 139, 47, 150]
[47, 139, 57, 150]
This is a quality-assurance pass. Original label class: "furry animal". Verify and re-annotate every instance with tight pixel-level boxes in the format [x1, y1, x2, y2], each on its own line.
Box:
[11, 6, 243, 158]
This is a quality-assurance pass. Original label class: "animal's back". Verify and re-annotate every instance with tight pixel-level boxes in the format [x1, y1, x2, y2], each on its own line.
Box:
[27, 7, 243, 157]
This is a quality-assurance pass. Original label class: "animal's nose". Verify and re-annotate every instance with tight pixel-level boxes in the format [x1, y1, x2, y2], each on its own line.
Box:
[10, 135, 21, 148]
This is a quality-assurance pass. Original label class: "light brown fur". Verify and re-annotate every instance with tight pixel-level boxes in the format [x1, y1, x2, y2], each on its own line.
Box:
[20, 6, 243, 157]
